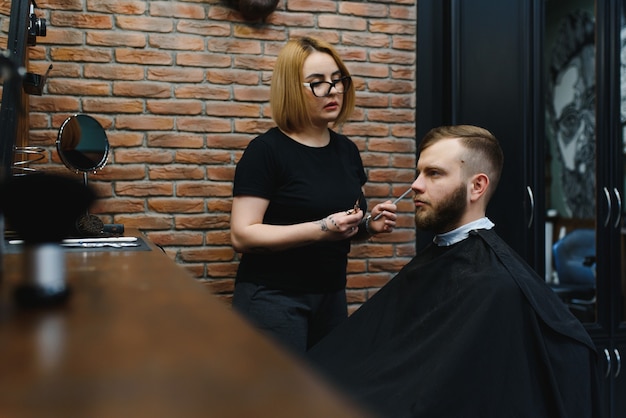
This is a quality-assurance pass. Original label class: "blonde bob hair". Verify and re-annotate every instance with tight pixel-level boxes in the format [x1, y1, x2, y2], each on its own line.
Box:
[270, 36, 355, 132]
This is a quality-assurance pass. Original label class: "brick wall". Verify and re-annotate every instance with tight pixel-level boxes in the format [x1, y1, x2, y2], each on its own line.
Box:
[1, 0, 417, 311]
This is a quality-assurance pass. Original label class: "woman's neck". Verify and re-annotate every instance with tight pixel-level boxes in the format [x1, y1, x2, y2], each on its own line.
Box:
[282, 125, 330, 147]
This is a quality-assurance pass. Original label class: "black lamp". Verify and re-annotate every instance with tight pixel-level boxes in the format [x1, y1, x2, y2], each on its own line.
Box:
[0, 173, 96, 307]
[234, 0, 279, 21]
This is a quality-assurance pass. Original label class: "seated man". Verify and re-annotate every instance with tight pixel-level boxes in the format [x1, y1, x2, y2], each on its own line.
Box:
[307, 125, 600, 418]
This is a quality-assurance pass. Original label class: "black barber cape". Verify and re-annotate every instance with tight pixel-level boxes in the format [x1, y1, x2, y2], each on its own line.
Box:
[308, 229, 600, 418]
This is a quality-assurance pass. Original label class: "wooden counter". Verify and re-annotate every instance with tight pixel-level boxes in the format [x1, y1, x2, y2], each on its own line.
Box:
[0, 230, 369, 418]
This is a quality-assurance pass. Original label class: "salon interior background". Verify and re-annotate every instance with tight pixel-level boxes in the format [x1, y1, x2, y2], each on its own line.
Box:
[0, 0, 417, 309]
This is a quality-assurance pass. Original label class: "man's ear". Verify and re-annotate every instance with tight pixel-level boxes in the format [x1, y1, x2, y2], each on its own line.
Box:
[469, 173, 490, 202]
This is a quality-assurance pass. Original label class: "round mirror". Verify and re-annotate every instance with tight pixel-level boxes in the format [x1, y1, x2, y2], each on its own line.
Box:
[55, 114, 109, 237]
[56, 114, 109, 173]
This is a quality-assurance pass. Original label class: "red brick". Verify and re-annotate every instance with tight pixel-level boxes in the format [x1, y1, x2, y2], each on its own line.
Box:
[207, 5, 237, 22]
[115, 181, 174, 196]
[339, 3, 388, 18]
[0, 2, 12, 14]
[175, 214, 230, 230]
[50, 12, 113, 29]
[149, 34, 204, 51]
[355, 93, 391, 108]
[180, 247, 236, 263]
[149, 166, 205, 180]
[47, 79, 110, 96]
[86, 1, 147, 15]
[50, 46, 112, 62]
[177, 117, 232, 133]
[83, 98, 145, 114]
[391, 5, 417, 20]
[347, 289, 368, 306]
[147, 132, 205, 149]
[342, 123, 390, 137]
[393, 36, 417, 51]
[206, 166, 235, 182]
[39, 29, 83, 45]
[116, 49, 173, 65]
[368, 168, 416, 183]
[147, 100, 203, 115]
[206, 102, 261, 118]
[206, 199, 232, 213]
[149, 198, 205, 213]
[205, 230, 232, 246]
[146, 230, 204, 246]
[84, 64, 144, 80]
[176, 20, 231, 37]
[92, 197, 146, 213]
[233, 56, 277, 71]
[108, 132, 144, 147]
[368, 109, 415, 123]
[177, 53, 231, 68]
[288, 0, 337, 13]
[30, 96, 80, 112]
[370, 21, 416, 35]
[185, 265, 207, 279]
[116, 16, 173, 33]
[93, 164, 146, 181]
[149, 2, 206, 20]
[203, 279, 235, 294]
[208, 39, 262, 54]
[177, 182, 233, 197]
[350, 63, 390, 78]
[347, 274, 392, 289]
[206, 69, 259, 85]
[147, 67, 205, 83]
[206, 263, 238, 279]
[113, 81, 172, 98]
[175, 150, 231, 164]
[175, 85, 231, 100]
[114, 214, 173, 229]
[117, 115, 174, 131]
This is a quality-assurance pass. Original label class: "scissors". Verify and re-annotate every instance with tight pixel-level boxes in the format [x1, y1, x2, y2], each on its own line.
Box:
[345, 197, 361, 215]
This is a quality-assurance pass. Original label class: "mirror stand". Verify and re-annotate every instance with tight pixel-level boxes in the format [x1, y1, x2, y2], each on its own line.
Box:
[56, 114, 109, 237]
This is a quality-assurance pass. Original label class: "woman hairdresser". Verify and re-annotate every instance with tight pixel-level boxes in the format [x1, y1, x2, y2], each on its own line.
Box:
[230, 36, 397, 354]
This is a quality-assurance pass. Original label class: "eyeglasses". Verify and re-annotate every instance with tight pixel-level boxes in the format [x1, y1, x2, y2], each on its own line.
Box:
[302, 76, 351, 97]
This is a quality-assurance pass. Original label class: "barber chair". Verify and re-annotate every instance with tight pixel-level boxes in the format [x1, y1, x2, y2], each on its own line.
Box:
[551, 228, 596, 322]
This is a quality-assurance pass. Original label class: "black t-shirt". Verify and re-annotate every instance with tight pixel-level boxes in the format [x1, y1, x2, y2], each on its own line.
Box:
[233, 127, 367, 292]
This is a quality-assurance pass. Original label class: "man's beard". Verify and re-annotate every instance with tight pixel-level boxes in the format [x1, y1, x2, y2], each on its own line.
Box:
[414, 183, 467, 233]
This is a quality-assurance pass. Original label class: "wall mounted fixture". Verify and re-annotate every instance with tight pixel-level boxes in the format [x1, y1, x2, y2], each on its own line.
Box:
[23, 63, 52, 96]
[231, 0, 279, 21]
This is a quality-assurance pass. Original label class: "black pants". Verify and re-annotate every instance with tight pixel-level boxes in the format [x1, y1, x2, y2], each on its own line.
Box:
[232, 282, 347, 354]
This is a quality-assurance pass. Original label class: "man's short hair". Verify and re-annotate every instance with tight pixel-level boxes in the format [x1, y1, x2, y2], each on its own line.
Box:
[420, 125, 504, 200]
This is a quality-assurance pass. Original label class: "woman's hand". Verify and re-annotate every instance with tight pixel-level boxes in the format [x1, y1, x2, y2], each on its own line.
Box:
[318, 207, 364, 240]
[367, 200, 398, 234]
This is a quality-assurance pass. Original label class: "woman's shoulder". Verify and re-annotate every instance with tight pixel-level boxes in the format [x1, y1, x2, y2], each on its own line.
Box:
[329, 129, 350, 142]
[251, 127, 282, 143]
[329, 129, 358, 150]
[244, 127, 286, 151]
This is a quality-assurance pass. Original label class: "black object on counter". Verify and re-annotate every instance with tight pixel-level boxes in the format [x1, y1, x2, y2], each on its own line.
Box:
[0, 173, 96, 307]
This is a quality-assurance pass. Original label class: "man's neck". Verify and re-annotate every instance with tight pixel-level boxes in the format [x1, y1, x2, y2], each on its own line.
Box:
[433, 217, 494, 247]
